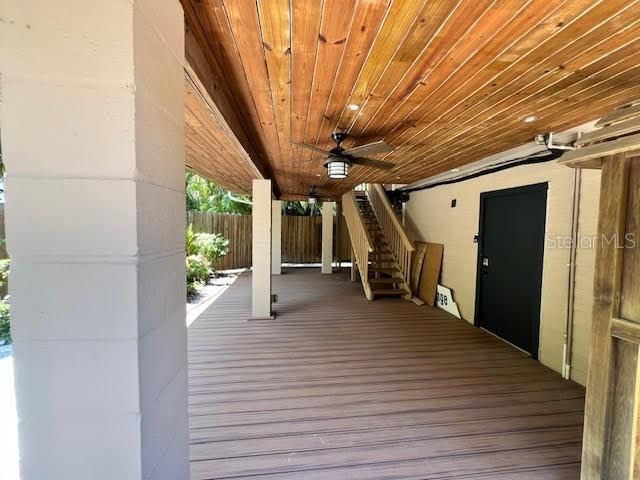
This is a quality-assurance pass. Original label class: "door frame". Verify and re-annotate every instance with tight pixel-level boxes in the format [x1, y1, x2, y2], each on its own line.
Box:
[473, 182, 548, 359]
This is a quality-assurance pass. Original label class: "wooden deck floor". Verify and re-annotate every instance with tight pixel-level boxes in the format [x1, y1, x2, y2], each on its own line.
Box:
[188, 268, 585, 479]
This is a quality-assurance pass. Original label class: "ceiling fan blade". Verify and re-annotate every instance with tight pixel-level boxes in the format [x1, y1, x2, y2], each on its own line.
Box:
[343, 140, 394, 157]
[291, 142, 331, 155]
[350, 157, 395, 171]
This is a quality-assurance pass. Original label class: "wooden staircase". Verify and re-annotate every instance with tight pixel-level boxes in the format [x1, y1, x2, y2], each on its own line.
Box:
[342, 186, 414, 300]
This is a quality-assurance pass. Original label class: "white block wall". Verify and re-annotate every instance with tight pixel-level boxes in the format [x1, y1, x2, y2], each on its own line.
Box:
[322, 202, 335, 274]
[272, 201, 282, 275]
[252, 180, 272, 318]
[0, 1, 189, 479]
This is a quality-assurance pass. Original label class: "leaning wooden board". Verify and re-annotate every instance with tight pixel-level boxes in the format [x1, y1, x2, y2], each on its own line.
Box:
[416, 242, 444, 307]
[409, 243, 428, 294]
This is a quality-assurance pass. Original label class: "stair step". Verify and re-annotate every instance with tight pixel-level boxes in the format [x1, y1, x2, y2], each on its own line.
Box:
[369, 277, 400, 285]
[372, 288, 411, 296]
[370, 266, 400, 273]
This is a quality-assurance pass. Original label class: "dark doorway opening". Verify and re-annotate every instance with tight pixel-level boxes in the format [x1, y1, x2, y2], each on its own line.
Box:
[475, 183, 548, 358]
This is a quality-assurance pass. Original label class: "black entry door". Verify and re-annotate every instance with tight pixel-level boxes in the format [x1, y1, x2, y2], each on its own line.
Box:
[475, 183, 548, 357]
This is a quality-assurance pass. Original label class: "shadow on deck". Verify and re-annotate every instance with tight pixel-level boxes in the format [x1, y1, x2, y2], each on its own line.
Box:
[188, 268, 584, 479]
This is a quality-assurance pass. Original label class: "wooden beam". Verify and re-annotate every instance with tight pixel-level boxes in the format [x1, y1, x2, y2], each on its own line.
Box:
[185, 65, 262, 180]
[559, 133, 640, 169]
[612, 318, 640, 345]
[182, 6, 282, 198]
[575, 116, 640, 147]
[596, 103, 640, 127]
[581, 155, 628, 478]
[608, 341, 640, 479]
[580, 154, 640, 479]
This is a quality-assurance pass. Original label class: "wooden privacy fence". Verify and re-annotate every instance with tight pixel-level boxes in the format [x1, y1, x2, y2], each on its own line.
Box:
[188, 211, 252, 270]
[187, 211, 350, 270]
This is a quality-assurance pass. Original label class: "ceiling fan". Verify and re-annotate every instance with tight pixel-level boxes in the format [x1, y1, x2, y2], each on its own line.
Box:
[293, 132, 395, 179]
[288, 185, 329, 204]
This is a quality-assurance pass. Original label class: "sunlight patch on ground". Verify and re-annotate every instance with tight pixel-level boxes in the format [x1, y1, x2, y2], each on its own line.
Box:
[0, 347, 18, 480]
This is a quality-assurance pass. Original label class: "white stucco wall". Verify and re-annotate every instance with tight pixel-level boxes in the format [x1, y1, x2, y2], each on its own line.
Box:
[1, 1, 189, 478]
[252, 180, 272, 318]
[322, 202, 335, 274]
[272, 200, 282, 275]
[405, 161, 600, 385]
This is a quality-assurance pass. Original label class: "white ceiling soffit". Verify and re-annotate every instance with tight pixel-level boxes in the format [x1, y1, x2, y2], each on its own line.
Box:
[401, 120, 598, 191]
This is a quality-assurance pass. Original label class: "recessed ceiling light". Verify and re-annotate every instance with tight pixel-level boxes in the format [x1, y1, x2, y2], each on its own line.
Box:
[450, 168, 460, 172]
[347, 103, 360, 111]
[523, 114, 538, 123]
[316, 173, 322, 177]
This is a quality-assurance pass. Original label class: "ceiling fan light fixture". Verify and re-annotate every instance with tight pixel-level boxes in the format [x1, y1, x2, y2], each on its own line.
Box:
[308, 186, 319, 204]
[326, 159, 350, 179]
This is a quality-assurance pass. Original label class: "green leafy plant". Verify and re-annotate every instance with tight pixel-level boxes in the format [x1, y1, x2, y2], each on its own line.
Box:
[0, 300, 10, 346]
[186, 171, 252, 214]
[282, 200, 321, 216]
[0, 259, 10, 345]
[186, 255, 210, 299]
[194, 233, 230, 265]
[186, 224, 199, 256]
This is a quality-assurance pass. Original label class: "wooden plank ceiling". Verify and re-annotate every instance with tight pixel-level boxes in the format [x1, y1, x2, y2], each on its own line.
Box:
[181, 0, 640, 199]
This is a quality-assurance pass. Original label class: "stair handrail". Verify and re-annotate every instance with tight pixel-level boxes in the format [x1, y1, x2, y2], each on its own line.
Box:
[342, 191, 374, 300]
[367, 184, 415, 290]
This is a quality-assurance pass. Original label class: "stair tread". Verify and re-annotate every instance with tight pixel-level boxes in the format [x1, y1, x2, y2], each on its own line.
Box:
[370, 267, 400, 273]
[369, 277, 400, 284]
[372, 288, 411, 296]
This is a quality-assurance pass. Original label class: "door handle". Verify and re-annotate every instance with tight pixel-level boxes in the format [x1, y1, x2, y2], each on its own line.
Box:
[481, 256, 490, 274]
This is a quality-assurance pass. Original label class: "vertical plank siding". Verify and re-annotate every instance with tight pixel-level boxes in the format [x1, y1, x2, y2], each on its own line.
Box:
[187, 211, 351, 269]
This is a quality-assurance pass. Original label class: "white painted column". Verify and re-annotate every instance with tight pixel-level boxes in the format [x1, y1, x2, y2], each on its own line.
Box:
[272, 200, 282, 275]
[1, 2, 188, 479]
[322, 202, 335, 274]
[252, 180, 273, 318]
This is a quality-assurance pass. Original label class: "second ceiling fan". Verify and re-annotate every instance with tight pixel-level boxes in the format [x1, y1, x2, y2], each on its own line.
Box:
[293, 132, 395, 179]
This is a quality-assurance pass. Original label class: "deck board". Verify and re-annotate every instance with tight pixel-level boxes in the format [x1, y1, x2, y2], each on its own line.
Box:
[188, 268, 584, 479]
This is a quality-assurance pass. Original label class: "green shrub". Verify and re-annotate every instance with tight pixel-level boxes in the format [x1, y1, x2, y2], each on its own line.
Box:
[186, 224, 199, 256]
[185, 226, 229, 299]
[186, 255, 210, 298]
[0, 259, 10, 345]
[187, 255, 210, 284]
[0, 298, 10, 346]
[186, 281, 200, 298]
[194, 233, 230, 265]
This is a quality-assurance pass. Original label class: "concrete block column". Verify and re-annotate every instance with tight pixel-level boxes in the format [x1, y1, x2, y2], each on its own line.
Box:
[1, 1, 188, 479]
[252, 180, 273, 318]
[272, 201, 282, 275]
[322, 202, 335, 274]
